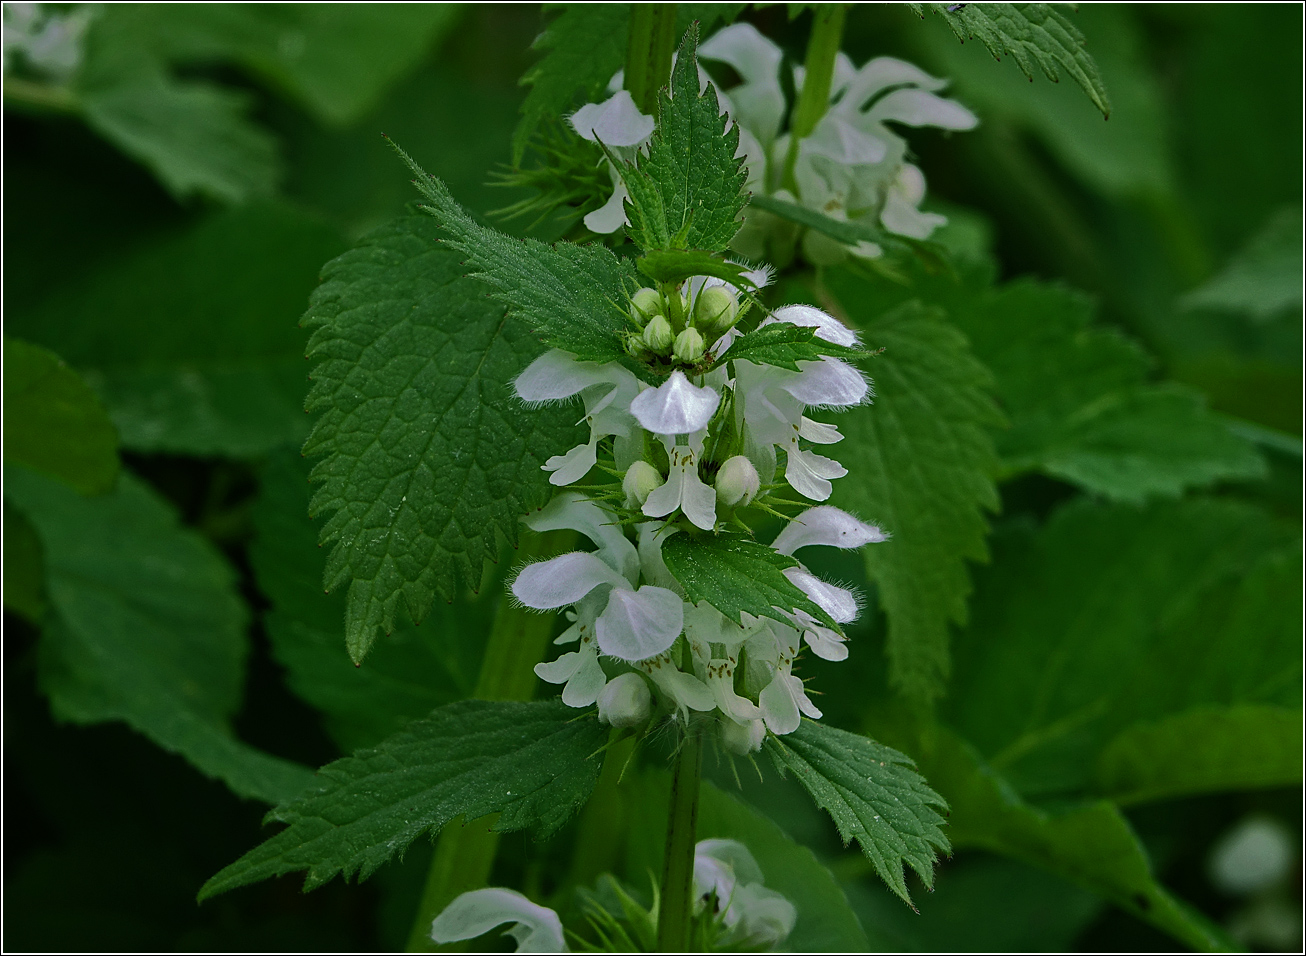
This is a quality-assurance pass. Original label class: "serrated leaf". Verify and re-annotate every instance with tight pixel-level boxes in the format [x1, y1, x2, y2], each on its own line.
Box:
[251, 449, 490, 753]
[724, 322, 869, 371]
[636, 249, 754, 288]
[626, 24, 746, 253]
[823, 293, 1003, 704]
[912, 3, 1111, 118]
[301, 214, 583, 662]
[198, 699, 608, 899]
[8, 204, 348, 457]
[765, 720, 950, 907]
[394, 144, 641, 372]
[947, 498, 1297, 798]
[878, 714, 1233, 952]
[4, 464, 315, 805]
[660, 532, 840, 631]
[3, 339, 118, 495]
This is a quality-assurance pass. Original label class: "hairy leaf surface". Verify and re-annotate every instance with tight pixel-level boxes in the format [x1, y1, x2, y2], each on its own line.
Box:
[724, 323, 869, 371]
[5, 465, 314, 805]
[765, 720, 950, 907]
[302, 214, 582, 662]
[199, 700, 608, 898]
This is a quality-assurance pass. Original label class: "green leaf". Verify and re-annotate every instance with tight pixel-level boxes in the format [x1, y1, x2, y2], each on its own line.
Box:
[635, 249, 754, 288]
[619, 24, 747, 253]
[765, 720, 951, 908]
[301, 214, 583, 662]
[824, 294, 1003, 704]
[5, 465, 315, 805]
[724, 322, 869, 371]
[748, 195, 951, 271]
[1096, 704, 1302, 807]
[880, 716, 1233, 952]
[394, 145, 641, 372]
[697, 781, 871, 952]
[3, 339, 118, 495]
[250, 449, 490, 753]
[1182, 206, 1303, 320]
[8, 204, 348, 457]
[198, 699, 608, 899]
[911, 2, 1111, 118]
[947, 498, 1297, 798]
[3, 503, 45, 623]
[660, 532, 840, 632]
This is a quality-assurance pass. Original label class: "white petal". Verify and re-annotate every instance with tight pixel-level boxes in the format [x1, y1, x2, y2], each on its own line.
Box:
[641, 459, 684, 519]
[784, 568, 859, 623]
[430, 888, 566, 953]
[759, 671, 801, 735]
[596, 586, 685, 661]
[630, 371, 721, 435]
[512, 551, 626, 609]
[525, 493, 639, 583]
[802, 625, 849, 662]
[837, 56, 948, 113]
[543, 439, 597, 486]
[637, 523, 679, 590]
[561, 648, 608, 707]
[729, 883, 798, 946]
[768, 304, 860, 347]
[534, 651, 583, 685]
[569, 90, 655, 146]
[803, 113, 888, 165]
[597, 672, 652, 727]
[881, 173, 947, 239]
[515, 350, 608, 402]
[785, 445, 847, 501]
[680, 467, 718, 530]
[783, 358, 868, 407]
[708, 663, 763, 723]
[699, 22, 782, 85]
[644, 654, 716, 714]
[867, 87, 978, 130]
[772, 506, 888, 554]
[695, 838, 765, 897]
[584, 179, 630, 234]
[798, 416, 843, 444]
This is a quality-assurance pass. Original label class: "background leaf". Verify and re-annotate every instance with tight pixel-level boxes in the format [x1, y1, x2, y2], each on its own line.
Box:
[3, 338, 118, 494]
[301, 214, 583, 661]
[5, 465, 314, 804]
[199, 700, 608, 899]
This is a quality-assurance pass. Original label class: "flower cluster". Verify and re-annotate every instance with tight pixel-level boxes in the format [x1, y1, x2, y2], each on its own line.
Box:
[430, 839, 796, 952]
[510, 274, 886, 753]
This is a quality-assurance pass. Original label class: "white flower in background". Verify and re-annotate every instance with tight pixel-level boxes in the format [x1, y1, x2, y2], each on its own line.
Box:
[2, 2, 93, 81]
[568, 89, 655, 234]
[699, 21, 977, 265]
[430, 887, 567, 953]
[694, 839, 798, 949]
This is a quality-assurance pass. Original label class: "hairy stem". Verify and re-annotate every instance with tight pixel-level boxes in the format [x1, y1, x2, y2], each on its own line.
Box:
[625, 3, 679, 117]
[404, 528, 576, 952]
[782, 4, 848, 192]
[655, 729, 703, 952]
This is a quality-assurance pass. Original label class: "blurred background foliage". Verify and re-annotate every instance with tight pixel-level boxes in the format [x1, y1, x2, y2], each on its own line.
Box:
[3, 3, 1301, 951]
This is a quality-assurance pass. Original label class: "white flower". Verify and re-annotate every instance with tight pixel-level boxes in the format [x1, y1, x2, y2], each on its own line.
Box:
[513, 551, 683, 662]
[568, 89, 655, 234]
[771, 505, 888, 554]
[642, 433, 717, 531]
[693, 839, 797, 949]
[597, 672, 653, 727]
[720, 716, 767, 754]
[699, 23, 786, 146]
[525, 492, 639, 584]
[639, 650, 715, 721]
[630, 370, 721, 435]
[430, 887, 567, 953]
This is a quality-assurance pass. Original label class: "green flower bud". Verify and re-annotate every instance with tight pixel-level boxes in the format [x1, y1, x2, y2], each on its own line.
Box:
[643, 314, 674, 354]
[622, 460, 663, 508]
[672, 326, 705, 364]
[714, 455, 760, 507]
[598, 673, 652, 728]
[694, 286, 739, 332]
[630, 287, 662, 327]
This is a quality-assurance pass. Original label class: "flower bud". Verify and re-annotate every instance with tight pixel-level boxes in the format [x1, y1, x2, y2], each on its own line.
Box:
[720, 716, 766, 754]
[694, 286, 738, 332]
[623, 460, 663, 508]
[672, 326, 705, 364]
[715, 455, 760, 507]
[643, 314, 674, 354]
[598, 673, 652, 728]
[630, 287, 662, 326]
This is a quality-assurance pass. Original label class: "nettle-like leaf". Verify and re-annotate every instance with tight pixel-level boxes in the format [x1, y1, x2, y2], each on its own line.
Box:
[5, 465, 314, 805]
[661, 532, 840, 632]
[614, 25, 747, 254]
[394, 144, 641, 373]
[251, 449, 491, 753]
[948, 497, 1297, 799]
[3, 339, 118, 495]
[724, 323, 870, 371]
[199, 699, 608, 899]
[9, 204, 347, 458]
[826, 297, 1003, 704]
[302, 214, 583, 662]
[765, 721, 951, 908]
[910, 2, 1111, 118]
[636, 249, 755, 288]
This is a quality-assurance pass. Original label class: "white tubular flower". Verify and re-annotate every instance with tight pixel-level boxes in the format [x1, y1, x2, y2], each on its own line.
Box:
[622, 460, 663, 508]
[880, 163, 948, 239]
[706, 656, 764, 724]
[769, 303, 860, 347]
[534, 617, 608, 706]
[784, 568, 858, 623]
[759, 661, 823, 735]
[597, 672, 653, 727]
[720, 716, 767, 754]
[693, 839, 797, 948]
[639, 651, 715, 720]
[515, 350, 640, 486]
[513, 551, 683, 662]
[525, 492, 639, 584]
[630, 370, 721, 435]
[727, 884, 799, 949]
[714, 455, 760, 507]
[569, 90, 656, 234]
[698, 23, 786, 146]
[430, 888, 567, 953]
[642, 434, 717, 530]
[772, 505, 888, 555]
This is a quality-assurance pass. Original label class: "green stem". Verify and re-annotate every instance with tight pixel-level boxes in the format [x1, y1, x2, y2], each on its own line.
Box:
[625, 3, 679, 117]
[655, 730, 703, 952]
[782, 4, 848, 192]
[404, 528, 577, 952]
